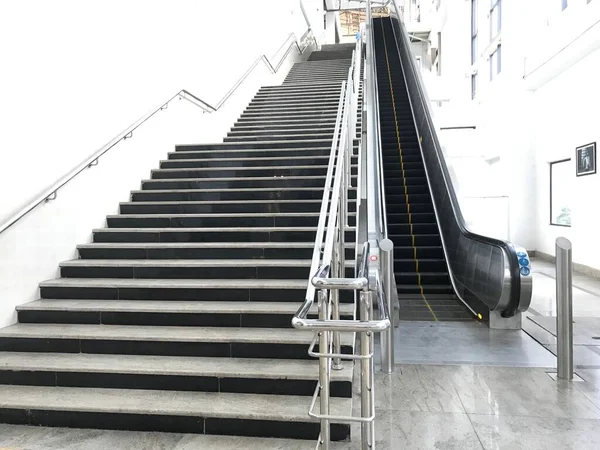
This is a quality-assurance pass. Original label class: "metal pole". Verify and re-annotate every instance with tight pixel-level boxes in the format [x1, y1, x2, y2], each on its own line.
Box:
[360, 290, 374, 449]
[556, 237, 573, 381]
[379, 238, 395, 373]
[318, 290, 331, 448]
[331, 245, 342, 370]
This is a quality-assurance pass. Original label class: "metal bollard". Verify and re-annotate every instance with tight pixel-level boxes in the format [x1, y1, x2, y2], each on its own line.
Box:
[318, 290, 331, 448]
[360, 290, 374, 450]
[379, 238, 394, 373]
[555, 237, 573, 381]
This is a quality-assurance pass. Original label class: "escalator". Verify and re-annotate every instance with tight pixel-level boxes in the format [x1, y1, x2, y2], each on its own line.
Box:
[373, 17, 472, 321]
[371, 15, 531, 322]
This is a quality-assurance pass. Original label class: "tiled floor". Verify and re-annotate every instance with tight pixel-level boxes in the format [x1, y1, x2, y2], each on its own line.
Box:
[3, 365, 600, 449]
[377, 320, 556, 367]
[347, 365, 600, 449]
[527, 258, 600, 317]
[523, 258, 600, 368]
[1, 257, 599, 449]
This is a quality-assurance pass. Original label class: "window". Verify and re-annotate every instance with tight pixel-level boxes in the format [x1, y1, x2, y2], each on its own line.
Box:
[550, 159, 572, 226]
[490, 44, 501, 79]
[562, 0, 568, 10]
[490, 0, 501, 39]
[471, 73, 477, 99]
[471, 0, 478, 64]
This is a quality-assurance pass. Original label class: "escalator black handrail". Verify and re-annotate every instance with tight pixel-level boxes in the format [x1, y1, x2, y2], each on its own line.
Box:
[381, 10, 524, 316]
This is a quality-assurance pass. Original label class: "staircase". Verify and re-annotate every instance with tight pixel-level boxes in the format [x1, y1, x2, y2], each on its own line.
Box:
[373, 17, 472, 321]
[0, 45, 360, 444]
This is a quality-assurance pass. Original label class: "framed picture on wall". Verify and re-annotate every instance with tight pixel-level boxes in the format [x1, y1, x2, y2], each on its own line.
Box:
[576, 142, 596, 177]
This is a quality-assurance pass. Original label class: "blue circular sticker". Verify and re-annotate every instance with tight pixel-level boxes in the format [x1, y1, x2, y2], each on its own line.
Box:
[520, 267, 531, 276]
[517, 252, 527, 258]
[519, 258, 529, 267]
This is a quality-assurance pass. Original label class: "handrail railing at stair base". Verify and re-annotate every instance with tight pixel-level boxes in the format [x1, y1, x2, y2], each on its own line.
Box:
[386, 0, 532, 316]
[293, 41, 390, 335]
[0, 27, 314, 238]
[292, 28, 390, 450]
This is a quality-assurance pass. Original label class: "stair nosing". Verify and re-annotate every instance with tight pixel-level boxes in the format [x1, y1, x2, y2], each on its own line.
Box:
[0, 352, 352, 381]
[0, 385, 352, 422]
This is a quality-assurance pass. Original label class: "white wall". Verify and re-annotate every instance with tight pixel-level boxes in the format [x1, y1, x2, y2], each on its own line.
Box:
[532, 46, 600, 270]
[416, 0, 536, 248]
[416, 0, 600, 270]
[0, 0, 312, 221]
[0, 0, 315, 327]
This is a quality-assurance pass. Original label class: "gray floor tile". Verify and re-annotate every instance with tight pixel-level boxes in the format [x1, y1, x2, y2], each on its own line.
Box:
[350, 410, 484, 450]
[380, 321, 555, 367]
[374, 365, 466, 413]
[470, 414, 600, 450]
[531, 258, 600, 298]
[574, 369, 600, 408]
[449, 366, 600, 419]
[544, 344, 600, 368]
[523, 314, 556, 346]
[529, 316, 600, 345]
[529, 262, 600, 317]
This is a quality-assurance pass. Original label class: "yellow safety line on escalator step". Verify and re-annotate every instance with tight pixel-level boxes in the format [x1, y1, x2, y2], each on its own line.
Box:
[380, 18, 438, 322]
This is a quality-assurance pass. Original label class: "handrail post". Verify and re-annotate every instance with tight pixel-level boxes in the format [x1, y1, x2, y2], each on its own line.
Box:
[332, 154, 345, 372]
[318, 289, 331, 448]
[379, 239, 395, 373]
[556, 237, 573, 380]
[331, 247, 342, 370]
[360, 289, 374, 449]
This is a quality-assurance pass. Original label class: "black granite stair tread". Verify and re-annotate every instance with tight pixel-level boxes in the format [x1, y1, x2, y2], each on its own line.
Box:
[0, 323, 355, 347]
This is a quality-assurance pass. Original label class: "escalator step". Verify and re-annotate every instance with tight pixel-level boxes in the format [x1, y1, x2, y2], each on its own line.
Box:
[393, 247, 444, 259]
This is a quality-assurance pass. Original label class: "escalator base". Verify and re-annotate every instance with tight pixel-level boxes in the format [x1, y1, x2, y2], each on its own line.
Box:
[398, 295, 473, 321]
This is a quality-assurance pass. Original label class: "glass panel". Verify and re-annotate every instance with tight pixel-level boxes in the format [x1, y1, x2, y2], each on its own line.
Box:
[490, 45, 501, 80]
[550, 160, 572, 226]
[490, 2, 501, 38]
[471, 0, 478, 35]
[471, 36, 477, 64]
[497, 44, 501, 73]
[471, 73, 477, 99]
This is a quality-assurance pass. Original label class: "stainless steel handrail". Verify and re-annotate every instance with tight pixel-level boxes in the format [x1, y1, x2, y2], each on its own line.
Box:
[294, 243, 393, 333]
[213, 30, 313, 110]
[0, 24, 315, 237]
[292, 25, 393, 450]
[292, 80, 347, 329]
